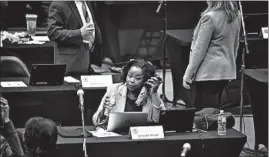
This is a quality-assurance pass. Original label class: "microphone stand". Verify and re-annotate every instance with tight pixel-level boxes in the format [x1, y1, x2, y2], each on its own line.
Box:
[238, 0, 249, 133]
[157, 1, 182, 109]
[157, 1, 171, 104]
[78, 91, 88, 157]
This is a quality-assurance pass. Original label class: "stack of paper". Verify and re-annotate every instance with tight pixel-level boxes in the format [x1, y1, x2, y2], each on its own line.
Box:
[64, 76, 80, 83]
[0, 81, 27, 87]
[89, 128, 121, 137]
[31, 36, 50, 42]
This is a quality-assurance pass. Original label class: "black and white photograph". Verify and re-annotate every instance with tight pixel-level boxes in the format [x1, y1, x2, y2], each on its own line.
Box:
[0, 1, 268, 157]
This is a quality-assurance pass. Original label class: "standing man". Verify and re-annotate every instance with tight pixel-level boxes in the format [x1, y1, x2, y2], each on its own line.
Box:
[47, 1, 103, 76]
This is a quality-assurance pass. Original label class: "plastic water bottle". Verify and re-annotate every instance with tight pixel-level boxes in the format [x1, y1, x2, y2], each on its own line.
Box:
[218, 110, 227, 135]
[104, 92, 116, 117]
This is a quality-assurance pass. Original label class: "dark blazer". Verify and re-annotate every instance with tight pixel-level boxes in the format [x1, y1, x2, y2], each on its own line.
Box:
[184, 10, 241, 83]
[47, 1, 103, 75]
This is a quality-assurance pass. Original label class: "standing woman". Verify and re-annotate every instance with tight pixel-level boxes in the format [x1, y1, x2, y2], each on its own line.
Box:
[183, 1, 241, 110]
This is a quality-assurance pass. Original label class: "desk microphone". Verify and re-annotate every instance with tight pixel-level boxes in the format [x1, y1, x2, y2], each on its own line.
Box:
[181, 143, 191, 157]
[77, 89, 88, 157]
[77, 89, 84, 106]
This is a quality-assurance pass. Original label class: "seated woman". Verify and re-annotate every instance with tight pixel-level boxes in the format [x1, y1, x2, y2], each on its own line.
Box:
[93, 59, 164, 128]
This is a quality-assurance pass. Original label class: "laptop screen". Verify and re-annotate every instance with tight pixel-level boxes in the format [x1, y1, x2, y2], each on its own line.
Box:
[29, 64, 66, 86]
[107, 112, 148, 132]
[159, 108, 196, 133]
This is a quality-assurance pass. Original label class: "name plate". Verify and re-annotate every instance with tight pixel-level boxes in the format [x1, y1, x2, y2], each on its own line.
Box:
[81, 75, 113, 88]
[129, 126, 164, 140]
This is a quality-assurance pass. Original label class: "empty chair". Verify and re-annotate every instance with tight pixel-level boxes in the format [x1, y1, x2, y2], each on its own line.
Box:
[0, 56, 30, 77]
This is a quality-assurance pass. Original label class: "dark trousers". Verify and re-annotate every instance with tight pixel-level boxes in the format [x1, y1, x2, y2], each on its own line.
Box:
[194, 80, 229, 111]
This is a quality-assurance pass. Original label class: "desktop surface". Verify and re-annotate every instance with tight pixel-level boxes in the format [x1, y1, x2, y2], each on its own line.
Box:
[18, 126, 246, 157]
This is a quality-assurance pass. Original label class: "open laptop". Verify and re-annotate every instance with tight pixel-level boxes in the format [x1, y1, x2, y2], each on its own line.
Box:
[28, 64, 66, 86]
[159, 108, 196, 133]
[107, 112, 148, 132]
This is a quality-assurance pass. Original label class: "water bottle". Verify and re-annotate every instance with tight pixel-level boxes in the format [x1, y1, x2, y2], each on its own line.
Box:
[104, 92, 116, 117]
[218, 110, 227, 135]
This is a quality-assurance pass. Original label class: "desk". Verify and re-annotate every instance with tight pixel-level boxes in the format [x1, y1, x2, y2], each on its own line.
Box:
[41, 126, 246, 157]
[244, 69, 268, 149]
[166, 29, 195, 106]
[237, 38, 268, 70]
[1, 41, 54, 70]
[0, 77, 111, 128]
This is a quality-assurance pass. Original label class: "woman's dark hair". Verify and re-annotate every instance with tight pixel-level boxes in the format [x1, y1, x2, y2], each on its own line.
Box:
[24, 117, 58, 157]
[121, 59, 156, 83]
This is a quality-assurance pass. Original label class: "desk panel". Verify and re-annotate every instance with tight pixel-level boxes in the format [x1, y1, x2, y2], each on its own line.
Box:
[1, 81, 106, 128]
[2, 41, 54, 70]
[53, 127, 246, 157]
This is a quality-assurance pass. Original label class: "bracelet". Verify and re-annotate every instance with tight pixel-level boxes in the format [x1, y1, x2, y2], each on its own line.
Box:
[152, 103, 162, 109]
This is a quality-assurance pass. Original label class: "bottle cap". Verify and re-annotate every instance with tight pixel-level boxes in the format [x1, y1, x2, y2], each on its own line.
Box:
[220, 110, 224, 113]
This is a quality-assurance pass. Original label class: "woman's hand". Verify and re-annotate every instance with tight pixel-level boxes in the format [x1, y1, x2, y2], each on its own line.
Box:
[103, 95, 113, 110]
[102, 93, 116, 116]
[0, 97, 10, 123]
[145, 76, 163, 94]
[182, 79, 191, 89]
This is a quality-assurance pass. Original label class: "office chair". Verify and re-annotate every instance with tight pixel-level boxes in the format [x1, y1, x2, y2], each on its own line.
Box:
[0, 56, 30, 77]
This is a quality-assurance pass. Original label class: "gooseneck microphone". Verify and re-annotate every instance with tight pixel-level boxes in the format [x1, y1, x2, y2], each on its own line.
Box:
[77, 89, 84, 106]
[181, 143, 191, 157]
[77, 89, 88, 157]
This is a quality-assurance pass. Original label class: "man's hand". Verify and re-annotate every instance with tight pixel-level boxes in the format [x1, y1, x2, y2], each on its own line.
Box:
[80, 23, 94, 40]
[0, 97, 10, 123]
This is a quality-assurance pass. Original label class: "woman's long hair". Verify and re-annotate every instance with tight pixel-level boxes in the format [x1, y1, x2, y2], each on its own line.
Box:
[202, 1, 239, 23]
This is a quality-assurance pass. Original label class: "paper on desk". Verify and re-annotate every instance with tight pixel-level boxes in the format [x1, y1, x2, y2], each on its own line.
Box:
[89, 128, 121, 137]
[31, 36, 50, 42]
[24, 41, 45, 45]
[64, 76, 80, 83]
[1, 81, 27, 87]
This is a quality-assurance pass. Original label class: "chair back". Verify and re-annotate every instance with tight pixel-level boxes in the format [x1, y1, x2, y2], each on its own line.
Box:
[0, 56, 30, 77]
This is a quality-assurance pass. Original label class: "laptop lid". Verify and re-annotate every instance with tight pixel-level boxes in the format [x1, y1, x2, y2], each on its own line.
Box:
[107, 112, 148, 132]
[29, 64, 66, 86]
[159, 108, 196, 133]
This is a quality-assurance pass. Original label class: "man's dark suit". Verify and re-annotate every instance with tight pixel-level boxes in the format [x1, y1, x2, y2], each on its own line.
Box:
[47, 1, 103, 75]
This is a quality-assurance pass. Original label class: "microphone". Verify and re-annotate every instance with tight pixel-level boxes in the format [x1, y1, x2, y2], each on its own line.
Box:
[156, 1, 163, 14]
[77, 89, 84, 106]
[181, 143, 191, 157]
[77, 88, 88, 157]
